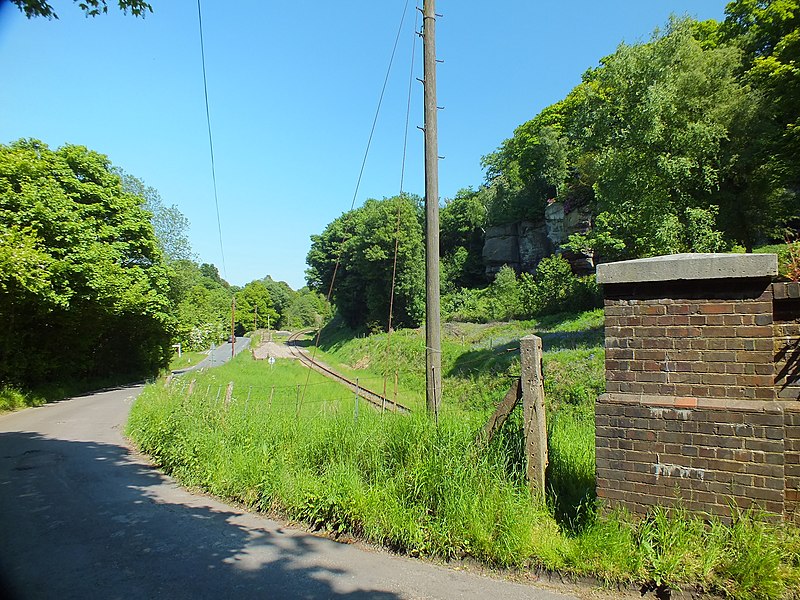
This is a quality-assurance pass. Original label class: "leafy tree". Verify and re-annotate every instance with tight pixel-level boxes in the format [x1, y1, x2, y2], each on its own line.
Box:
[573, 19, 755, 258]
[519, 255, 600, 317]
[261, 276, 295, 328]
[10, 0, 152, 19]
[440, 188, 487, 290]
[306, 195, 425, 330]
[119, 172, 193, 262]
[0, 139, 172, 386]
[167, 260, 232, 350]
[487, 265, 520, 321]
[720, 0, 800, 239]
[234, 280, 277, 335]
[285, 288, 332, 329]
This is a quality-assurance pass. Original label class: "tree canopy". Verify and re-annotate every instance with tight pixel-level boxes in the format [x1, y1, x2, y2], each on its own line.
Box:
[0, 139, 172, 386]
[10, 0, 152, 19]
[306, 195, 425, 330]
[479, 5, 800, 261]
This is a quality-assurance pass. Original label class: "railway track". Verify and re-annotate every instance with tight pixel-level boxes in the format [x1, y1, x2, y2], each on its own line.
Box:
[286, 330, 411, 414]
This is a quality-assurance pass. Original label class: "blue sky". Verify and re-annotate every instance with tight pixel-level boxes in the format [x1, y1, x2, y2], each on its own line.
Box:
[0, 1, 729, 289]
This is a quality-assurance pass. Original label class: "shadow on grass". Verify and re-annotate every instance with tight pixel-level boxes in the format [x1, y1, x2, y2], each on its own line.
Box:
[447, 341, 520, 377]
[0, 431, 401, 600]
[446, 326, 603, 378]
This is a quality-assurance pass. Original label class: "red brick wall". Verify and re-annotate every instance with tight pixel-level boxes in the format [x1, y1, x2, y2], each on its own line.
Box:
[596, 394, 785, 517]
[785, 406, 800, 517]
[774, 282, 800, 400]
[597, 279, 800, 518]
[604, 279, 775, 400]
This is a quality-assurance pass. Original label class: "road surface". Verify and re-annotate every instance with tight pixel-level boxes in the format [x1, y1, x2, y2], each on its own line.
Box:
[172, 336, 250, 374]
[0, 385, 585, 599]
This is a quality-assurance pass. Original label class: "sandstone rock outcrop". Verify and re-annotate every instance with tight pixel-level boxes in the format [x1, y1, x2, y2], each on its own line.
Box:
[482, 201, 593, 279]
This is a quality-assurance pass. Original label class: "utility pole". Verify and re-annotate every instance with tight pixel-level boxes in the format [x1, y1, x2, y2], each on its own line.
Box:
[231, 295, 236, 358]
[422, 0, 442, 417]
[254, 304, 258, 334]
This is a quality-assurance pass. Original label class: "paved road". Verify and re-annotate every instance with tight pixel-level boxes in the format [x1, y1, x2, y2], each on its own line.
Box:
[0, 386, 583, 600]
[172, 336, 250, 374]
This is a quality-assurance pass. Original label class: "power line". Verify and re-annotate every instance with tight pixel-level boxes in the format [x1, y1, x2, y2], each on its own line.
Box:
[300, 0, 413, 413]
[196, 0, 227, 278]
[348, 0, 411, 212]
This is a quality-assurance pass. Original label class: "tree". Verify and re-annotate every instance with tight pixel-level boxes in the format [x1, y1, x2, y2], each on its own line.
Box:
[119, 172, 194, 262]
[167, 260, 232, 350]
[234, 281, 277, 335]
[0, 139, 172, 386]
[306, 195, 425, 330]
[10, 0, 152, 19]
[285, 288, 332, 329]
[440, 188, 487, 289]
[572, 19, 757, 257]
[261, 276, 295, 328]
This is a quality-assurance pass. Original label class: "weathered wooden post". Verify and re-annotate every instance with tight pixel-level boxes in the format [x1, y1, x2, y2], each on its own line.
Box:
[224, 381, 234, 408]
[520, 335, 548, 495]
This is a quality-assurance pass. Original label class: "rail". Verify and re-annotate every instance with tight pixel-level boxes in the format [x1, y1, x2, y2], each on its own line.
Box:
[287, 330, 411, 414]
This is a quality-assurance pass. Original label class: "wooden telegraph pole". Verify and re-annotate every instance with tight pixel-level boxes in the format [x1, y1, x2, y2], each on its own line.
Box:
[422, 0, 442, 417]
[231, 295, 236, 358]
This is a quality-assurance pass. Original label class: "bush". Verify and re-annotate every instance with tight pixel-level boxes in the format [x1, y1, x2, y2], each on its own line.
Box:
[0, 385, 44, 412]
[520, 255, 601, 317]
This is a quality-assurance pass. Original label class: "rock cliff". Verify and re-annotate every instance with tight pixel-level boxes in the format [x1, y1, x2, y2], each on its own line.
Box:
[482, 201, 593, 278]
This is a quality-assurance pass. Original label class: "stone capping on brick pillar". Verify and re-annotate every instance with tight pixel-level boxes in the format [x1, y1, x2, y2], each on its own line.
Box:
[596, 252, 778, 285]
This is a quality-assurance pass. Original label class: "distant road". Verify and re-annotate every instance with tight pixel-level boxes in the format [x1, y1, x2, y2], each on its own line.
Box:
[172, 336, 250, 374]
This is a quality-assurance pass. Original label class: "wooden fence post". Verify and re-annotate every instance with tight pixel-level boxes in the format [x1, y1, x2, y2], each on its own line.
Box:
[225, 381, 234, 408]
[520, 335, 548, 496]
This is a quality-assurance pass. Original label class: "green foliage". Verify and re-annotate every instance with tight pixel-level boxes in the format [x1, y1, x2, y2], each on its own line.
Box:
[487, 265, 521, 321]
[119, 171, 194, 262]
[0, 385, 44, 412]
[261, 276, 294, 328]
[520, 255, 601, 317]
[167, 259, 232, 351]
[439, 188, 487, 290]
[0, 139, 173, 387]
[284, 287, 332, 329]
[10, 0, 152, 19]
[306, 195, 425, 330]
[234, 280, 277, 335]
[483, 10, 799, 259]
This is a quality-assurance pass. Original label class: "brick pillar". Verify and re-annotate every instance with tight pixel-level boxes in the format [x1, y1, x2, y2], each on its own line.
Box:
[595, 253, 792, 518]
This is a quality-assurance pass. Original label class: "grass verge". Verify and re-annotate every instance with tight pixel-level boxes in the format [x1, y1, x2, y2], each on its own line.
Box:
[128, 346, 800, 598]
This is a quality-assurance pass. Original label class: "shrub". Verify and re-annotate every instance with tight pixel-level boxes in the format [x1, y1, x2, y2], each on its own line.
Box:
[520, 255, 601, 317]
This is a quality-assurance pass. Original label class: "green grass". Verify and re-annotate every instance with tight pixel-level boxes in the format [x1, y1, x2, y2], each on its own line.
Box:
[168, 350, 208, 371]
[127, 311, 800, 598]
[0, 385, 45, 412]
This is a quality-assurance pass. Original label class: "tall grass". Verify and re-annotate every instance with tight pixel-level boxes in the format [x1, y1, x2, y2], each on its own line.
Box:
[0, 385, 45, 412]
[127, 313, 800, 598]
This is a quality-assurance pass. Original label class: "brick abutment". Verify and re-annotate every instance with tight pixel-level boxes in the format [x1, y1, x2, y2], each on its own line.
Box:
[595, 254, 799, 518]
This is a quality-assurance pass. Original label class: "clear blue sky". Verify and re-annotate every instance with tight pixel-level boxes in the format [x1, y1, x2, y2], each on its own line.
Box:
[0, 1, 729, 290]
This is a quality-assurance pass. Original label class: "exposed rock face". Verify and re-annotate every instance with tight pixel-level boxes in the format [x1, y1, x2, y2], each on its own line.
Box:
[544, 202, 564, 248]
[483, 201, 595, 279]
[482, 223, 520, 278]
[518, 221, 550, 271]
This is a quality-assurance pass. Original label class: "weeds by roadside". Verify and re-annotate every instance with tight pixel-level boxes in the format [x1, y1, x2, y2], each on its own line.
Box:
[126, 310, 800, 598]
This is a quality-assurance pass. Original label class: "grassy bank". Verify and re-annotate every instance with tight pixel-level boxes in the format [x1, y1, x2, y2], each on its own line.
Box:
[127, 313, 800, 598]
[0, 386, 45, 412]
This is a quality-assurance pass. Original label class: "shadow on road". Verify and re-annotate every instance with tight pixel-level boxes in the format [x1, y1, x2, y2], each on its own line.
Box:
[0, 432, 400, 599]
